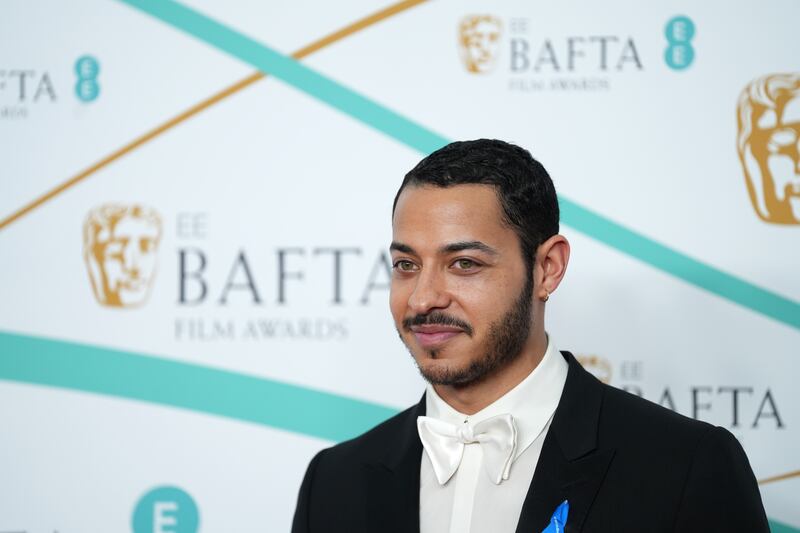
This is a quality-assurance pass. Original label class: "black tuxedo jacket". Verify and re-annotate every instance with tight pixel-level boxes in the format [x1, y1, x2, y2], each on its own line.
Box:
[292, 352, 768, 532]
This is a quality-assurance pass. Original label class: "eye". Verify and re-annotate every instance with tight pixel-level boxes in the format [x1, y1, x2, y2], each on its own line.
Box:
[393, 259, 418, 272]
[452, 258, 480, 271]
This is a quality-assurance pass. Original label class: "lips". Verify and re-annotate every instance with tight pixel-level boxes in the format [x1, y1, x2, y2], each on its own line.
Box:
[409, 324, 464, 349]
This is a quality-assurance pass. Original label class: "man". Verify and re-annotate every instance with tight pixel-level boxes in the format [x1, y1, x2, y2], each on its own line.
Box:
[292, 139, 768, 532]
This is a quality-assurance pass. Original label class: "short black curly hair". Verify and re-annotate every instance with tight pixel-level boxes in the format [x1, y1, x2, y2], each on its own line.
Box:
[392, 139, 560, 275]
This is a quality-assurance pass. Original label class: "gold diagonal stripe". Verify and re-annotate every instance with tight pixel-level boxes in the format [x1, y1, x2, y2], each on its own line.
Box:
[758, 469, 800, 485]
[0, 0, 427, 231]
[0, 71, 262, 231]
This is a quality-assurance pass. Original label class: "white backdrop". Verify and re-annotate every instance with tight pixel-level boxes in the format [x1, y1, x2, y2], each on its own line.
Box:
[1, 1, 798, 531]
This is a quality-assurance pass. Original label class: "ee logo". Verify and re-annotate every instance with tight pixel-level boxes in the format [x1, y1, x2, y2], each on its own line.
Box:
[664, 15, 695, 70]
[75, 55, 100, 102]
[132, 486, 199, 533]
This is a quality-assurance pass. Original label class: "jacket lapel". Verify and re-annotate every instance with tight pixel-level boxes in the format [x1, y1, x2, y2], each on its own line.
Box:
[515, 352, 615, 533]
[364, 396, 425, 533]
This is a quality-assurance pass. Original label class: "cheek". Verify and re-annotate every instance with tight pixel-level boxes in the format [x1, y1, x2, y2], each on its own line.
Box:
[454, 274, 523, 325]
[389, 281, 409, 323]
[458, 292, 497, 325]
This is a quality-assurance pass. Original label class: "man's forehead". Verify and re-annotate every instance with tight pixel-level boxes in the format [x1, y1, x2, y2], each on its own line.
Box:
[392, 184, 513, 247]
[394, 184, 501, 219]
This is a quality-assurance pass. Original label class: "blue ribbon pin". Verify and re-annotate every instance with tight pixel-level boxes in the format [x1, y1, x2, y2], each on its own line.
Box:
[541, 499, 569, 533]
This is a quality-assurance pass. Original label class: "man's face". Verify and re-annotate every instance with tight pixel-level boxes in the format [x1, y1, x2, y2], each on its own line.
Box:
[390, 184, 534, 386]
[93, 216, 160, 306]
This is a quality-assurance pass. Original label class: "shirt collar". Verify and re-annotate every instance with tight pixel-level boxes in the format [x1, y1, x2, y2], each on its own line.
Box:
[425, 334, 568, 461]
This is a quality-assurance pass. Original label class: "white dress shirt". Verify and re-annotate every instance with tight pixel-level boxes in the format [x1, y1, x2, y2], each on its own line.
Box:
[419, 337, 568, 533]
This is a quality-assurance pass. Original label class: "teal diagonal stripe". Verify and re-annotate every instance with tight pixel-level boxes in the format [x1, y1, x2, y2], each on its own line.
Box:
[559, 199, 800, 328]
[0, 330, 398, 442]
[117, 0, 448, 155]
[771, 519, 800, 533]
[115, 0, 799, 330]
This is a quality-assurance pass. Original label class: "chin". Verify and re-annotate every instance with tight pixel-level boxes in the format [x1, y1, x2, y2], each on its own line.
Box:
[417, 358, 473, 387]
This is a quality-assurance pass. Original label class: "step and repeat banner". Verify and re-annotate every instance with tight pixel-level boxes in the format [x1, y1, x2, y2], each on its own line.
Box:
[1, 0, 798, 531]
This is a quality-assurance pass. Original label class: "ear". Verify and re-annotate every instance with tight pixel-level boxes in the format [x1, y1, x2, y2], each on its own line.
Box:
[534, 235, 570, 301]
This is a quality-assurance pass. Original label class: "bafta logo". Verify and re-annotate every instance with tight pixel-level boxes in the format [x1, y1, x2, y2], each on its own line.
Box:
[458, 15, 503, 74]
[83, 204, 162, 308]
[736, 73, 800, 224]
[576, 355, 612, 384]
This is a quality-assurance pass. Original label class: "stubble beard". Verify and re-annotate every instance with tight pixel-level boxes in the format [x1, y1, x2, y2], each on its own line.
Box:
[403, 276, 534, 388]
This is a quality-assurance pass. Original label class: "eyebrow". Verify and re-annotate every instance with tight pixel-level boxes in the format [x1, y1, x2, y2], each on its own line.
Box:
[439, 241, 498, 256]
[390, 241, 415, 254]
[389, 240, 498, 256]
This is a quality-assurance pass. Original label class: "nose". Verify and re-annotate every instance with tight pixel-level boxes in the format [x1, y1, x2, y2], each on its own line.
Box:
[407, 268, 450, 315]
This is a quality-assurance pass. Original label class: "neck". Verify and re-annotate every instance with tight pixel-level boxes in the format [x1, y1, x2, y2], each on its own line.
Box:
[433, 328, 548, 415]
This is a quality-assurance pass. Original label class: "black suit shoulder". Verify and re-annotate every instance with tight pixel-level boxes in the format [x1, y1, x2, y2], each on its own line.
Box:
[598, 380, 714, 451]
[588, 382, 768, 532]
[316, 402, 418, 465]
[291, 403, 420, 533]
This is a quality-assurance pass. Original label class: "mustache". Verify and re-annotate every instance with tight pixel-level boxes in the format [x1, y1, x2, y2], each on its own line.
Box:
[402, 312, 474, 336]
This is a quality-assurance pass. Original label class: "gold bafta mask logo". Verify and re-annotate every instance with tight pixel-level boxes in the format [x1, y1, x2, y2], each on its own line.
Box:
[458, 15, 503, 74]
[736, 73, 800, 224]
[575, 355, 612, 384]
[83, 204, 162, 308]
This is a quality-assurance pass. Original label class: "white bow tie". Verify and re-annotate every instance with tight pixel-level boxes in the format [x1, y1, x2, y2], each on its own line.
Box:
[417, 413, 518, 486]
